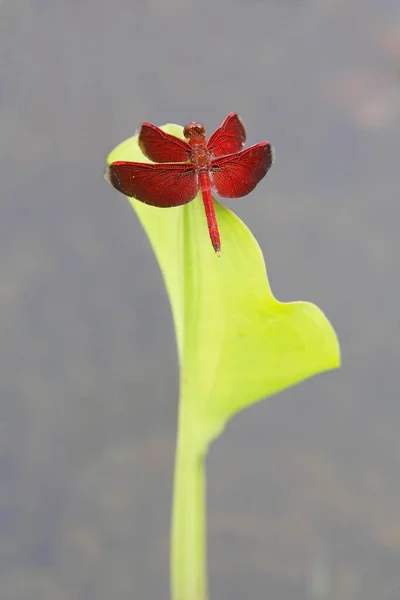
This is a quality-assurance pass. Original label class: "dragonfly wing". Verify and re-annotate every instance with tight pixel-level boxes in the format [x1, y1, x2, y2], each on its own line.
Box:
[139, 123, 192, 162]
[210, 142, 274, 198]
[105, 161, 198, 207]
[207, 113, 247, 157]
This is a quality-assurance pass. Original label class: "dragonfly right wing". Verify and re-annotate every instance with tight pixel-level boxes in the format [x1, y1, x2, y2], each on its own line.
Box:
[210, 142, 274, 198]
[207, 113, 247, 157]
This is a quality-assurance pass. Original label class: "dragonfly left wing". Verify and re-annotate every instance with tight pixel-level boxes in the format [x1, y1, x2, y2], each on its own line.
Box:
[105, 161, 198, 207]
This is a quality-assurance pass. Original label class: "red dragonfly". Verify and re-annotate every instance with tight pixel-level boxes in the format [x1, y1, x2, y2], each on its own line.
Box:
[105, 113, 274, 255]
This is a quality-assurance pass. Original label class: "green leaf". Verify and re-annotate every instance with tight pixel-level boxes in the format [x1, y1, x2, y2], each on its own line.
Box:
[106, 123, 340, 600]
[107, 123, 340, 449]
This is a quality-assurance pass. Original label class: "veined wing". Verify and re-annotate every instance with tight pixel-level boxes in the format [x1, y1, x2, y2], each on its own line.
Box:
[207, 113, 246, 157]
[210, 142, 274, 198]
[105, 161, 198, 207]
[139, 123, 192, 162]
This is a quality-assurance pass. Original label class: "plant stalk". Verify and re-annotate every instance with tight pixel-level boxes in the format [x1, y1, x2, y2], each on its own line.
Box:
[171, 406, 208, 600]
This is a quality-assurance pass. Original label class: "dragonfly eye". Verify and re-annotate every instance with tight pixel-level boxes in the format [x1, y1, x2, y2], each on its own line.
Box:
[183, 122, 206, 139]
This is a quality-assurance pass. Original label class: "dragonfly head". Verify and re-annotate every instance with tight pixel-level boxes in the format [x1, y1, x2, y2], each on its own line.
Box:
[183, 122, 206, 140]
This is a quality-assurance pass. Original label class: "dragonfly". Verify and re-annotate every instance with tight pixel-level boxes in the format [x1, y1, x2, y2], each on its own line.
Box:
[105, 113, 274, 255]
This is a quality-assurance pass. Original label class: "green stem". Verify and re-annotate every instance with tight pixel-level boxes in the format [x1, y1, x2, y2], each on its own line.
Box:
[171, 406, 208, 600]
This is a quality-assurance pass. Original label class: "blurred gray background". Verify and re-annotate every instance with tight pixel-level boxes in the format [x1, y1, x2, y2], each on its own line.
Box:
[0, 0, 399, 599]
